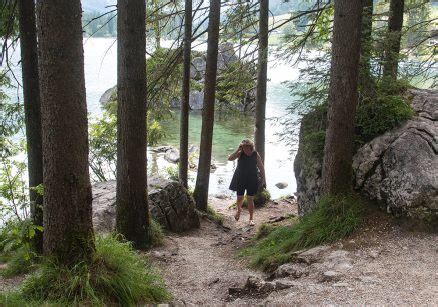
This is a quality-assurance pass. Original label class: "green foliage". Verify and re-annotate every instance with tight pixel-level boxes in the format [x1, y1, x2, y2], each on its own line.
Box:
[7, 235, 171, 305]
[148, 219, 165, 247]
[216, 62, 257, 113]
[0, 219, 43, 277]
[82, 12, 117, 37]
[240, 194, 364, 272]
[164, 165, 179, 182]
[254, 189, 271, 208]
[88, 111, 117, 181]
[356, 94, 414, 145]
[148, 119, 166, 146]
[206, 205, 224, 225]
[254, 223, 275, 240]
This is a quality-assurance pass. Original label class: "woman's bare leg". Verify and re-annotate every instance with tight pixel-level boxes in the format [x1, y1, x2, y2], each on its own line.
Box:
[235, 195, 244, 221]
[247, 196, 255, 223]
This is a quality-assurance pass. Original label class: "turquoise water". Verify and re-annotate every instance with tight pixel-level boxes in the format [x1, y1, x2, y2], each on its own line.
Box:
[3, 38, 298, 199]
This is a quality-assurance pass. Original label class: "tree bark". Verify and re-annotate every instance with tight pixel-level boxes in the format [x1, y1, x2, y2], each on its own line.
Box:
[36, 0, 95, 264]
[383, 0, 405, 80]
[254, 0, 269, 163]
[359, 0, 376, 99]
[321, 0, 363, 195]
[116, 0, 149, 247]
[193, 0, 221, 211]
[179, 0, 193, 188]
[18, 0, 43, 253]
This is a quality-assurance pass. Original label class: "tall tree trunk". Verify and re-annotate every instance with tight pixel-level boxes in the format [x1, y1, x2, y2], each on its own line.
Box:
[179, 0, 193, 188]
[36, 0, 95, 264]
[17, 0, 43, 254]
[116, 0, 149, 247]
[254, 0, 269, 163]
[321, 0, 363, 195]
[383, 0, 405, 80]
[193, 0, 221, 211]
[359, 0, 376, 99]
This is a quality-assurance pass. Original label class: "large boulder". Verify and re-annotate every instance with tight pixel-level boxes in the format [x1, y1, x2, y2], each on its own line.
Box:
[294, 89, 438, 222]
[353, 89, 438, 220]
[92, 176, 200, 233]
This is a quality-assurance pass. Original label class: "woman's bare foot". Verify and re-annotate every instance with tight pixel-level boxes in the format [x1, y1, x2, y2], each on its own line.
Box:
[234, 209, 241, 221]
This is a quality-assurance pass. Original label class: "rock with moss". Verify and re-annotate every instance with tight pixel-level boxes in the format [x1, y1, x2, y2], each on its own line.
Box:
[92, 176, 200, 233]
[295, 89, 438, 223]
[293, 105, 327, 216]
[353, 89, 438, 222]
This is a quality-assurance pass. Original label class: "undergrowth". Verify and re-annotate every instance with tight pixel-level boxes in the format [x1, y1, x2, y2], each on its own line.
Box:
[240, 194, 365, 272]
[0, 235, 171, 306]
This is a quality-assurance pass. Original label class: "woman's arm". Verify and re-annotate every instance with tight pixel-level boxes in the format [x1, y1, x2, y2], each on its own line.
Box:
[256, 153, 266, 187]
[228, 145, 242, 161]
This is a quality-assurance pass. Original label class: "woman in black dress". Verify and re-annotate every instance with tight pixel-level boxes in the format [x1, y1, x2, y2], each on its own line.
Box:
[228, 139, 266, 226]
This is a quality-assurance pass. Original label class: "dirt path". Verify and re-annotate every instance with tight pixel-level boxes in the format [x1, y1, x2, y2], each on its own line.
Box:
[150, 197, 438, 305]
[148, 196, 297, 305]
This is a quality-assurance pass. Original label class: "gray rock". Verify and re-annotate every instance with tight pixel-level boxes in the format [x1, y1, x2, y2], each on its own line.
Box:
[151, 145, 173, 153]
[295, 89, 438, 221]
[296, 246, 331, 264]
[320, 270, 341, 282]
[275, 182, 289, 189]
[274, 263, 309, 279]
[274, 279, 297, 290]
[92, 177, 200, 233]
[189, 91, 204, 110]
[191, 57, 206, 80]
[353, 89, 438, 219]
[99, 85, 116, 105]
[164, 147, 180, 163]
[218, 42, 238, 66]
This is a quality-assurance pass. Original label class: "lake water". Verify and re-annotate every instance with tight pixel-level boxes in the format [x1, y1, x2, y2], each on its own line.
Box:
[4, 37, 299, 199]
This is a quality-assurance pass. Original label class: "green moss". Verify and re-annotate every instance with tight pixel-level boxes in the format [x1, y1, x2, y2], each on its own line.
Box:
[4, 235, 171, 306]
[240, 194, 364, 272]
[206, 205, 224, 225]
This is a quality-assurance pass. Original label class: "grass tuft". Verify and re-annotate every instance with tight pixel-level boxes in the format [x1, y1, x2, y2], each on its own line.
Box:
[206, 205, 224, 225]
[240, 194, 364, 272]
[148, 219, 165, 247]
[0, 247, 36, 278]
[2, 235, 171, 305]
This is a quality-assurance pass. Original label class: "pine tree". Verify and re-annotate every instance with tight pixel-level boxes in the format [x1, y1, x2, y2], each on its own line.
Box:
[116, 0, 149, 247]
[36, 0, 95, 264]
[193, 0, 221, 211]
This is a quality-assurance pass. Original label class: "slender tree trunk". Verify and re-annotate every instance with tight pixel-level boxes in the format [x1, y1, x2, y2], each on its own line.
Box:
[17, 0, 43, 254]
[193, 0, 221, 211]
[359, 0, 376, 99]
[36, 0, 95, 264]
[179, 0, 193, 188]
[383, 0, 405, 80]
[116, 0, 149, 247]
[254, 0, 269, 163]
[321, 0, 363, 195]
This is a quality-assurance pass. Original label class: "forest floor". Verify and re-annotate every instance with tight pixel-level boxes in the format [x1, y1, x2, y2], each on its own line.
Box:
[0, 197, 436, 305]
[149, 196, 438, 305]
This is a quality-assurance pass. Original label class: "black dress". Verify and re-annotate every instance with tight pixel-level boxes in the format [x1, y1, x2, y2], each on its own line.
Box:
[229, 150, 258, 196]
